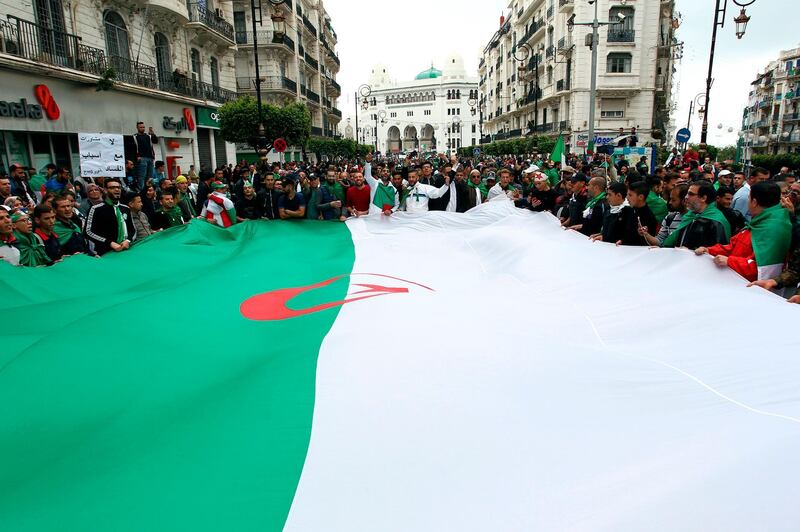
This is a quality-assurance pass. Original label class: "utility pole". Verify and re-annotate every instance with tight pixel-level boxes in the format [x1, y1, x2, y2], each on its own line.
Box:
[587, 0, 599, 154]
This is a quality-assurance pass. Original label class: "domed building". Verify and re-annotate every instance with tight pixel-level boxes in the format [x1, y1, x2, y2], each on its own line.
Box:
[356, 55, 480, 155]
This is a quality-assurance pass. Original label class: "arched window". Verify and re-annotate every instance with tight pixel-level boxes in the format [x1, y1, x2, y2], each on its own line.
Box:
[104, 10, 130, 61]
[154, 32, 171, 84]
[456, 89, 461, 98]
[210, 56, 220, 88]
[190, 48, 202, 82]
[447, 89, 451, 99]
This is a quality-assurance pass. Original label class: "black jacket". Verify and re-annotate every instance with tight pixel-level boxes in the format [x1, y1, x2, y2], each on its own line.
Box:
[453, 181, 477, 213]
[671, 217, 729, 250]
[613, 205, 657, 246]
[259, 188, 282, 220]
[236, 195, 263, 220]
[428, 175, 449, 211]
[580, 201, 608, 236]
[84, 201, 136, 255]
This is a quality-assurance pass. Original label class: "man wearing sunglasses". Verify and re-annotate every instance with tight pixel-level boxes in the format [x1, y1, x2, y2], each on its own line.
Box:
[84, 177, 135, 255]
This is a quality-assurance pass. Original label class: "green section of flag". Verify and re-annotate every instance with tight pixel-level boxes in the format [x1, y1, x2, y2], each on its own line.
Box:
[0, 220, 355, 531]
[550, 134, 565, 165]
[749, 204, 792, 266]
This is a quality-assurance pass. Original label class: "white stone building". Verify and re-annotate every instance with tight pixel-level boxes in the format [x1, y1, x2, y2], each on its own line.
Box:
[0, 0, 241, 176]
[232, 0, 341, 162]
[356, 55, 480, 155]
[741, 46, 800, 161]
[478, 0, 677, 152]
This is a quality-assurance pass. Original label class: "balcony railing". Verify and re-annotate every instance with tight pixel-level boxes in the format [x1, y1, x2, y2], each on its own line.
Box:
[304, 51, 318, 70]
[545, 45, 554, 59]
[608, 29, 635, 43]
[234, 30, 295, 54]
[558, 120, 571, 131]
[534, 123, 554, 133]
[2, 15, 82, 69]
[546, 6, 554, 19]
[331, 107, 342, 118]
[557, 36, 573, 51]
[784, 112, 800, 122]
[187, 2, 234, 43]
[302, 15, 317, 37]
[307, 89, 320, 104]
[556, 79, 570, 92]
[311, 126, 323, 136]
[508, 128, 523, 138]
[236, 75, 297, 94]
[519, 19, 545, 45]
[1, 15, 236, 103]
[330, 78, 341, 93]
[559, 0, 574, 7]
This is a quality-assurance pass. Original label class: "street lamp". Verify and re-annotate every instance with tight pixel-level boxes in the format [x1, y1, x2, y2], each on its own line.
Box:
[354, 84, 371, 148]
[250, 0, 287, 162]
[733, 8, 751, 39]
[698, 0, 758, 159]
[567, 5, 627, 153]
[448, 116, 462, 156]
[513, 42, 544, 133]
[373, 110, 385, 154]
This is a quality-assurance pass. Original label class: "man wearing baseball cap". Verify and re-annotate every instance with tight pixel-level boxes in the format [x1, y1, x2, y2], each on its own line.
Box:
[175, 175, 196, 219]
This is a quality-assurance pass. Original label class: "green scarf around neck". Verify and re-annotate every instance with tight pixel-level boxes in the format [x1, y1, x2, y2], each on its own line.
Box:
[105, 198, 125, 243]
[586, 191, 607, 211]
[661, 202, 730, 248]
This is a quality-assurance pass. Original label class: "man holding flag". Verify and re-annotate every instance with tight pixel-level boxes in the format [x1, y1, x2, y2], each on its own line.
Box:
[364, 153, 398, 215]
[695, 181, 791, 281]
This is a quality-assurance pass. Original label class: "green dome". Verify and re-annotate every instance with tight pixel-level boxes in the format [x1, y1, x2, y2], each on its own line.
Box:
[415, 66, 442, 80]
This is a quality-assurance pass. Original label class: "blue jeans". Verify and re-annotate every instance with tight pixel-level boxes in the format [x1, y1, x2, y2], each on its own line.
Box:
[136, 157, 154, 190]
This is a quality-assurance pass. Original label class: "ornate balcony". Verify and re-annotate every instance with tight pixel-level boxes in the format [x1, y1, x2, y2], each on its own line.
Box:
[187, 2, 235, 45]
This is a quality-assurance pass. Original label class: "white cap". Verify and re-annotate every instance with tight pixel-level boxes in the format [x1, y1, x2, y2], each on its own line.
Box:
[718, 169, 732, 177]
[523, 164, 540, 175]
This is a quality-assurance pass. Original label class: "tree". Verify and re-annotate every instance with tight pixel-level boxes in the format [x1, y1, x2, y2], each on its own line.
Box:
[217, 96, 311, 152]
[717, 145, 737, 162]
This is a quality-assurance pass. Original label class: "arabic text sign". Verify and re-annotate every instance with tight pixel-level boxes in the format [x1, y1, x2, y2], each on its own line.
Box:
[78, 133, 125, 178]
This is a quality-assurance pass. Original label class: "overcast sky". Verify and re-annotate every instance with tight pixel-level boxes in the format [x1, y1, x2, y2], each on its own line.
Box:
[325, 0, 794, 148]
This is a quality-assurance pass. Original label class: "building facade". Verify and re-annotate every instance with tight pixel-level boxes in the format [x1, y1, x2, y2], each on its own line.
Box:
[0, 0, 241, 177]
[232, 0, 341, 162]
[356, 55, 480, 155]
[742, 46, 800, 161]
[478, 0, 677, 152]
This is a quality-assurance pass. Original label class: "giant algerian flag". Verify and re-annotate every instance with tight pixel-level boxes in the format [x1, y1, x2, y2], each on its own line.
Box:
[3, 201, 800, 531]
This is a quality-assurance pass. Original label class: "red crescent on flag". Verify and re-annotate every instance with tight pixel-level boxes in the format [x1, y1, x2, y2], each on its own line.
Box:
[240, 273, 432, 321]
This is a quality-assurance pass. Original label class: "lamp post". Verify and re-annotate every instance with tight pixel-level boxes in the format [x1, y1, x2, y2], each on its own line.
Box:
[373, 110, 386, 154]
[250, 0, 286, 163]
[567, 4, 627, 153]
[355, 83, 371, 149]
[513, 42, 544, 133]
[699, 0, 757, 159]
[449, 116, 462, 156]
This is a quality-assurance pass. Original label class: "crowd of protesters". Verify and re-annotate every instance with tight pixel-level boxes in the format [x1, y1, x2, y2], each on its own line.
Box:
[1, 129, 798, 303]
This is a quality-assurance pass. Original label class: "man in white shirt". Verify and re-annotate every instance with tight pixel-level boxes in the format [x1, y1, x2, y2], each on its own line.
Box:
[402, 167, 451, 213]
[364, 153, 399, 215]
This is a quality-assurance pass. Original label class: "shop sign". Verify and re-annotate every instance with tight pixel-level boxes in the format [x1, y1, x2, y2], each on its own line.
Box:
[0, 84, 60, 121]
[163, 108, 196, 134]
[195, 106, 221, 129]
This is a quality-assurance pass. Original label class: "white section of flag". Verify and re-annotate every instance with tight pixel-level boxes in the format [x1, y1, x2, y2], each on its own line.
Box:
[285, 200, 800, 532]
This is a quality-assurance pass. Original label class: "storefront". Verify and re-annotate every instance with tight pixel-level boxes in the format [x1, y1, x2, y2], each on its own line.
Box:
[0, 69, 199, 178]
[195, 106, 236, 171]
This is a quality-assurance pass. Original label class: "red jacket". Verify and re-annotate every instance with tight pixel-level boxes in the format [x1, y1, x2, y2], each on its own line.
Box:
[708, 229, 757, 281]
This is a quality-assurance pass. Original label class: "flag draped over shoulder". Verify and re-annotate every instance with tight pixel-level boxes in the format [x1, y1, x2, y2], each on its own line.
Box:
[661, 202, 731, 248]
[749, 203, 792, 278]
[3, 203, 800, 532]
